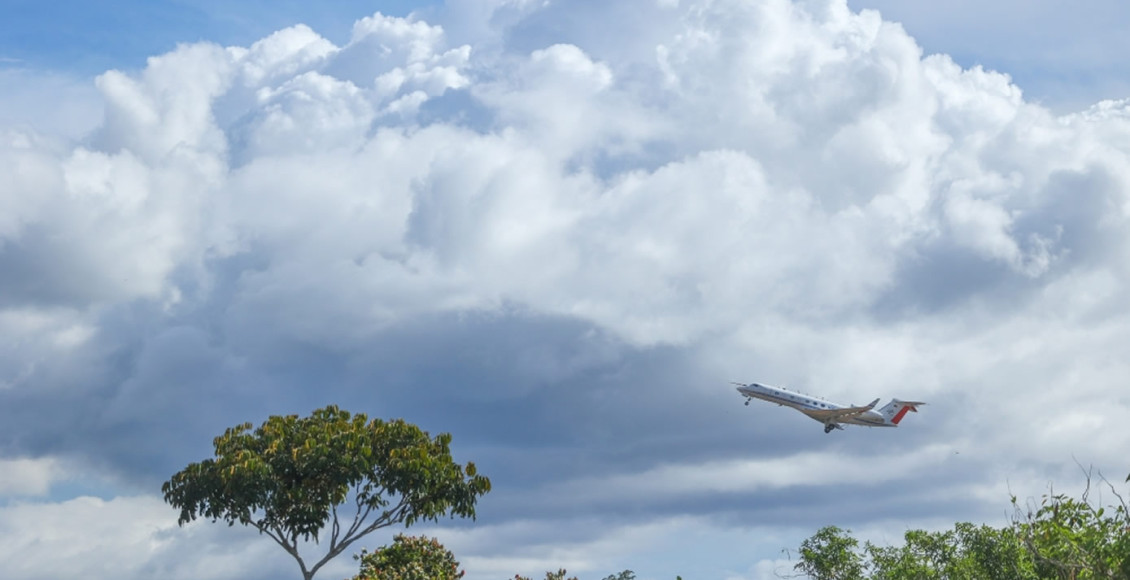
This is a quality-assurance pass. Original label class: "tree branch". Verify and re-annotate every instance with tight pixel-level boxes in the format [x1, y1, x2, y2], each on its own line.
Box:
[252, 522, 309, 577]
[309, 496, 410, 578]
[330, 503, 341, 549]
[345, 490, 369, 541]
[343, 502, 374, 546]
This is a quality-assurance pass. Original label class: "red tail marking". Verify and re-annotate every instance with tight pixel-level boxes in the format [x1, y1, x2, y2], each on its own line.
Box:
[891, 405, 914, 425]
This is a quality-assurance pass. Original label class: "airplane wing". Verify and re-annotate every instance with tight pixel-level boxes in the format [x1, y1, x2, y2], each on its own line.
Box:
[801, 398, 880, 422]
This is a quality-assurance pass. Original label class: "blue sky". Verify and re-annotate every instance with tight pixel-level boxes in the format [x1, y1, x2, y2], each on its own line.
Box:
[0, 0, 438, 71]
[2, 1, 1130, 579]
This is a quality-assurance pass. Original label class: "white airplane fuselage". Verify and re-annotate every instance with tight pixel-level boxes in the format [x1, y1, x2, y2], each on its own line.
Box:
[734, 382, 923, 433]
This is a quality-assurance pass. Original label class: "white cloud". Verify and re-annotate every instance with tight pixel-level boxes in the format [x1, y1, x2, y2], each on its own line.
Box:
[94, 43, 234, 161]
[234, 24, 338, 87]
[9, 0, 1126, 346]
[329, 12, 471, 104]
[242, 71, 376, 156]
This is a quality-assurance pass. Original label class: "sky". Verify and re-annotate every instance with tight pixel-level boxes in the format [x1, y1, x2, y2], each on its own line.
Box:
[1, 1, 1129, 579]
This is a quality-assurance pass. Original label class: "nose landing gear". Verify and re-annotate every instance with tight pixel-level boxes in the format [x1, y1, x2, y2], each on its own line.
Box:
[824, 423, 836, 434]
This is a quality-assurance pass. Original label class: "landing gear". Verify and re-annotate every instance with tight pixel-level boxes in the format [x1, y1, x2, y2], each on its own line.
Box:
[744, 399, 750, 406]
[824, 423, 835, 434]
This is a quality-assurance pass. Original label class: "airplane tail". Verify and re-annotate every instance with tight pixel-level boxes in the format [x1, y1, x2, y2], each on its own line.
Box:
[878, 399, 926, 426]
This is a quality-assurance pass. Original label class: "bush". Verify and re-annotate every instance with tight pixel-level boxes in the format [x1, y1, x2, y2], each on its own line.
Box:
[352, 534, 464, 580]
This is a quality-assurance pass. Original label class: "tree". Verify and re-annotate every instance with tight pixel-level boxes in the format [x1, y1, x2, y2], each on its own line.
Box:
[794, 525, 866, 580]
[793, 524, 1038, 580]
[352, 534, 463, 580]
[791, 470, 1130, 580]
[948, 522, 1037, 579]
[161, 405, 491, 580]
[865, 528, 956, 580]
[1011, 471, 1130, 579]
[601, 572, 636, 580]
[864, 524, 1037, 580]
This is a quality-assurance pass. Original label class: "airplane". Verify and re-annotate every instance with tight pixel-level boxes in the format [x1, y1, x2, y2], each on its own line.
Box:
[733, 381, 925, 433]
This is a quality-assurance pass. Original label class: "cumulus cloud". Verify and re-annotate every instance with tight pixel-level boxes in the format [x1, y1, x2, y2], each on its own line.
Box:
[2, 0, 1130, 579]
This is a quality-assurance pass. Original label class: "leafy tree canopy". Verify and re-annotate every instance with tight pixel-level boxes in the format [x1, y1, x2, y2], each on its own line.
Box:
[352, 534, 464, 580]
[794, 524, 1039, 580]
[795, 525, 865, 580]
[1012, 472, 1130, 579]
[792, 471, 1129, 580]
[162, 405, 490, 580]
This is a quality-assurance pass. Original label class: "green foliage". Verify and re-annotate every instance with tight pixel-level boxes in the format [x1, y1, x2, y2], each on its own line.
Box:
[352, 534, 464, 580]
[794, 526, 866, 580]
[601, 572, 635, 580]
[795, 523, 1042, 579]
[948, 522, 1038, 579]
[161, 405, 490, 580]
[793, 473, 1130, 580]
[865, 524, 1037, 580]
[1012, 476, 1130, 579]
